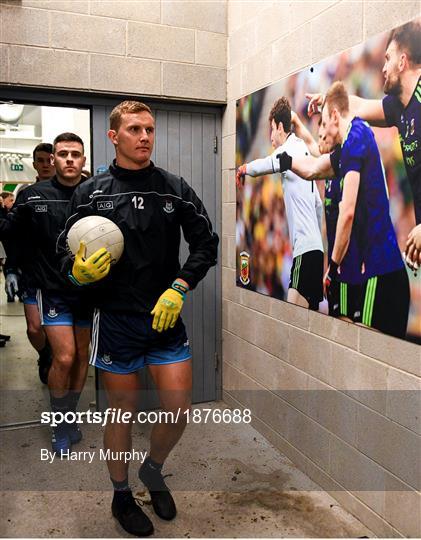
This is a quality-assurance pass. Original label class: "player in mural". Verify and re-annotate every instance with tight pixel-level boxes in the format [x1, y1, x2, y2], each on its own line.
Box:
[290, 111, 364, 320]
[236, 97, 324, 311]
[307, 20, 420, 221]
[276, 81, 410, 338]
[308, 19, 421, 272]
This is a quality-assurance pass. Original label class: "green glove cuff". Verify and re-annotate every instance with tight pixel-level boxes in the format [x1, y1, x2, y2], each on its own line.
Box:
[171, 279, 188, 299]
[68, 272, 87, 287]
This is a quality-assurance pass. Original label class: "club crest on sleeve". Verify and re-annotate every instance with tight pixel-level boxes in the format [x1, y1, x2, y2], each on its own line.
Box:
[163, 200, 174, 214]
[240, 251, 251, 285]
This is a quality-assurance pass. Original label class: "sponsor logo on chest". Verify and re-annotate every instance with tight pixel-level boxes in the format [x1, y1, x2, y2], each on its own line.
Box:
[97, 201, 113, 211]
[35, 204, 48, 213]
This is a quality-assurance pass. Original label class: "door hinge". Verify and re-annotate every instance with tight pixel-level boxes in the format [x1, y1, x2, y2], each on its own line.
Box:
[214, 352, 219, 370]
[213, 136, 218, 154]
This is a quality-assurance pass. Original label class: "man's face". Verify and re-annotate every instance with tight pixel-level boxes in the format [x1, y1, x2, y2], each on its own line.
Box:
[108, 112, 155, 169]
[3, 195, 14, 210]
[318, 117, 332, 154]
[52, 141, 85, 183]
[321, 105, 341, 146]
[382, 40, 403, 96]
[33, 151, 55, 181]
[270, 119, 282, 149]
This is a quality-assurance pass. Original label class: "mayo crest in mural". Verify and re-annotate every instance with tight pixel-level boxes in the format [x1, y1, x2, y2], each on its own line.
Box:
[239, 251, 250, 285]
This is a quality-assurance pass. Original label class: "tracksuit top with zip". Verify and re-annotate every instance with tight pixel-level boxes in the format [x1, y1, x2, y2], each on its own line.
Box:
[57, 161, 219, 313]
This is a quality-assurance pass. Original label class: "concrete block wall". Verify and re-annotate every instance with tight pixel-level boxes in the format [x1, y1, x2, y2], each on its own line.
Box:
[223, 1, 421, 537]
[0, 0, 227, 102]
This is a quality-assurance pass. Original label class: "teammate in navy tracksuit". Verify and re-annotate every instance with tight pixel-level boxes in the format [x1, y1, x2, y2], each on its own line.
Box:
[0, 133, 91, 452]
[4, 143, 56, 383]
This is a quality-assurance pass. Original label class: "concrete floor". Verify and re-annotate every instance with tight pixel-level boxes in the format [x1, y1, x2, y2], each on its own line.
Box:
[0, 289, 374, 538]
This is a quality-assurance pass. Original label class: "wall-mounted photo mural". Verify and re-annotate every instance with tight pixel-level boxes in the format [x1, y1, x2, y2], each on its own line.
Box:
[235, 17, 420, 344]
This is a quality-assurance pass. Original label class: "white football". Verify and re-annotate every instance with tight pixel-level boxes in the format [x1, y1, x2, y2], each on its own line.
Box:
[67, 216, 124, 263]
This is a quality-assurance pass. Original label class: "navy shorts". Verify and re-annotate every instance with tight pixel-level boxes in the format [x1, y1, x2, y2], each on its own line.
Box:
[36, 289, 92, 327]
[90, 310, 192, 374]
[22, 286, 37, 305]
[354, 269, 410, 339]
[289, 250, 324, 310]
[327, 281, 364, 321]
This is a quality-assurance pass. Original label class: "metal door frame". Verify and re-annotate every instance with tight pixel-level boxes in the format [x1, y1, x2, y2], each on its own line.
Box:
[0, 85, 223, 403]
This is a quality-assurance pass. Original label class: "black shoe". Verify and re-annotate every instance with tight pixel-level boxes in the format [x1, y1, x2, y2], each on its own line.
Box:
[38, 346, 52, 385]
[0, 339, 6, 348]
[112, 490, 154, 537]
[0, 334, 10, 341]
[138, 459, 177, 521]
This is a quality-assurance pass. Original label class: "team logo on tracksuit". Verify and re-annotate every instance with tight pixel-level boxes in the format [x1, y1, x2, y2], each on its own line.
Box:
[163, 201, 174, 213]
[239, 251, 251, 285]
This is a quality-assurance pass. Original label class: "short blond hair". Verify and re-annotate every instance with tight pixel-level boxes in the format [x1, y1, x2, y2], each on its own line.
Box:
[109, 101, 153, 131]
[324, 81, 349, 117]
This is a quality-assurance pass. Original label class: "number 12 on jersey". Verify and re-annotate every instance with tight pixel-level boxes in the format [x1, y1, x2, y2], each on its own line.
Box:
[131, 196, 145, 209]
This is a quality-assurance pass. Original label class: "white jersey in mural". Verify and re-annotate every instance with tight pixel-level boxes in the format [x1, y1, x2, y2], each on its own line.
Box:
[246, 133, 324, 258]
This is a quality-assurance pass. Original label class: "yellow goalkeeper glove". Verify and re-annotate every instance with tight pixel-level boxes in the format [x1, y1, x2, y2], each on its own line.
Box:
[70, 241, 111, 286]
[151, 285, 186, 332]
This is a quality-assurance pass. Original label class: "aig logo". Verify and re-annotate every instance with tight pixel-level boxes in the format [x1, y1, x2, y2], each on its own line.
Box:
[97, 201, 113, 211]
[35, 205, 47, 213]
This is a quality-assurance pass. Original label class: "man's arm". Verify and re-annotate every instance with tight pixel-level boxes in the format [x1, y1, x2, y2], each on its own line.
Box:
[56, 187, 111, 286]
[246, 155, 276, 177]
[291, 153, 335, 180]
[348, 96, 387, 127]
[331, 171, 360, 265]
[238, 151, 335, 185]
[405, 223, 421, 268]
[306, 92, 386, 127]
[178, 178, 219, 290]
[0, 191, 29, 239]
[291, 110, 320, 157]
[236, 153, 277, 186]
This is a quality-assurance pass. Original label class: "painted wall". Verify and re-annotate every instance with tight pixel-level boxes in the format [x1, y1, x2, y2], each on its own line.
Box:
[223, 1, 420, 537]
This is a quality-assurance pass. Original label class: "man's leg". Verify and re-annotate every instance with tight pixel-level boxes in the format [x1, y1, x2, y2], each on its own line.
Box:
[148, 359, 192, 464]
[24, 302, 52, 384]
[44, 325, 76, 454]
[101, 370, 140, 481]
[138, 359, 192, 521]
[287, 287, 309, 307]
[70, 325, 91, 392]
[101, 370, 154, 537]
[66, 325, 91, 444]
[45, 325, 76, 395]
[24, 303, 46, 351]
